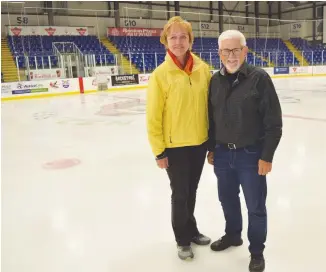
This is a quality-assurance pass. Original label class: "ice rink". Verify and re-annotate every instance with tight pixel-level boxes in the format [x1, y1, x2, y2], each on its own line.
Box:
[2, 76, 326, 272]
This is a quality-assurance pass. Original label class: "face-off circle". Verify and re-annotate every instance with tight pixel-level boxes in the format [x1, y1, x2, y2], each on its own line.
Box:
[42, 158, 81, 170]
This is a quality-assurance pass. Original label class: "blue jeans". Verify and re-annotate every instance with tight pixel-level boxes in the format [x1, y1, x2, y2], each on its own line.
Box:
[213, 144, 267, 255]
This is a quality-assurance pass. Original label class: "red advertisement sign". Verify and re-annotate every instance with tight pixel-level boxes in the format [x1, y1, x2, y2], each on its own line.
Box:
[76, 28, 87, 36]
[8, 26, 89, 36]
[107, 27, 162, 37]
[45, 27, 56, 36]
[10, 27, 22, 36]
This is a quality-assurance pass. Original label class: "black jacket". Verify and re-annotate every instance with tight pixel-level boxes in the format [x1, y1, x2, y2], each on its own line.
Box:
[208, 62, 283, 162]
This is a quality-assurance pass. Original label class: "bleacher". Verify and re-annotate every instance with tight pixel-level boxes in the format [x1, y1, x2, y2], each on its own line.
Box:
[5, 34, 326, 73]
[109, 36, 166, 72]
[108, 36, 309, 72]
[290, 38, 326, 65]
[7, 35, 115, 69]
[246, 38, 300, 66]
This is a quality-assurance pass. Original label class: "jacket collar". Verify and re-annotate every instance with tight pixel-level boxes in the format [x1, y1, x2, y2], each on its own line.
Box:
[219, 61, 249, 77]
[165, 51, 203, 72]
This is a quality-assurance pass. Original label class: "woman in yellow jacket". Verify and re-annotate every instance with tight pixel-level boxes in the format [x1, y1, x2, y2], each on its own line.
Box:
[146, 16, 212, 260]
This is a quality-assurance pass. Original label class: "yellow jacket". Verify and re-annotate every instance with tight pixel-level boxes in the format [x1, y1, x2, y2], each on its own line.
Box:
[146, 52, 212, 156]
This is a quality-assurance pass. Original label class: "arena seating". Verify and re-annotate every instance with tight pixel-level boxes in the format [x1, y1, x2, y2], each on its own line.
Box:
[108, 36, 308, 72]
[290, 37, 326, 65]
[6, 34, 326, 72]
[7, 35, 115, 68]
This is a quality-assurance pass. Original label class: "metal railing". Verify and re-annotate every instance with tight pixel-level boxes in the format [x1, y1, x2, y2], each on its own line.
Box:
[10, 50, 326, 81]
[52, 42, 85, 78]
[15, 55, 59, 70]
[84, 54, 118, 68]
[117, 50, 326, 72]
[15, 53, 118, 71]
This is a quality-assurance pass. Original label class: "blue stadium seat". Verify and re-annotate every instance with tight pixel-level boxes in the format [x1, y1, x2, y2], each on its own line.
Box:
[6, 34, 326, 71]
[107, 36, 323, 71]
[290, 37, 326, 65]
[7, 35, 115, 68]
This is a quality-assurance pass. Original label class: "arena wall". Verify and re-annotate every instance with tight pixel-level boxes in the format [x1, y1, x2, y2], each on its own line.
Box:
[2, 1, 322, 40]
[2, 66, 326, 102]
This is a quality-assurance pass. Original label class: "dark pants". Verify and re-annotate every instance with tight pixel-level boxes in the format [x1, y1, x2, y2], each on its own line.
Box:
[213, 144, 267, 255]
[166, 142, 207, 246]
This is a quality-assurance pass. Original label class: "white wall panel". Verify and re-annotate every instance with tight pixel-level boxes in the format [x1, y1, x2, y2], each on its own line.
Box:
[65, 1, 109, 16]
[53, 16, 114, 37]
[1, 14, 48, 36]
[1, 1, 44, 14]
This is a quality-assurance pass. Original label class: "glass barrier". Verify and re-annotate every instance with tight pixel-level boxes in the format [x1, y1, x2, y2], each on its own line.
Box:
[6, 50, 326, 82]
[121, 50, 325, 72]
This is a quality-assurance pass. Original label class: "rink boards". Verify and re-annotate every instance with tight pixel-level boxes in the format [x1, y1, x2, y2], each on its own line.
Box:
[1, 65, 326, 101]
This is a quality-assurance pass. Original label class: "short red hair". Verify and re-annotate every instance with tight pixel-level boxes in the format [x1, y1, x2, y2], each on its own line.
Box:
[160, 16, 194, 50]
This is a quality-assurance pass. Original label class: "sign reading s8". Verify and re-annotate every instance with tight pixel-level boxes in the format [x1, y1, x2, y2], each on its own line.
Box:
[17, 16, 28, 25]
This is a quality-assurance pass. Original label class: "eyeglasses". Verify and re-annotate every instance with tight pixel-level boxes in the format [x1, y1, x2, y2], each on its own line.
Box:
[219, 48, 243, 56]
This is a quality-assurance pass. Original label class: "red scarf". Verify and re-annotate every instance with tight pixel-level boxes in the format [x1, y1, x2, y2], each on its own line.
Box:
[168, 49, 194, 75]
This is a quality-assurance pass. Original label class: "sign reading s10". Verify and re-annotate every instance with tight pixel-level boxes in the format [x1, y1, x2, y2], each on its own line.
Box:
[124, 20, 137, 27]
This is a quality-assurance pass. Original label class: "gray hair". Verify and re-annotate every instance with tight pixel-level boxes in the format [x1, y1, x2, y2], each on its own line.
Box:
[218, 30, 247, 48]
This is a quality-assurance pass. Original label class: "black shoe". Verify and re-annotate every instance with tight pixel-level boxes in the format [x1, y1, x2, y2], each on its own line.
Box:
[191, 233, 211, 246]
[210, 235, 243, 251]
[249, 254, 265, 272]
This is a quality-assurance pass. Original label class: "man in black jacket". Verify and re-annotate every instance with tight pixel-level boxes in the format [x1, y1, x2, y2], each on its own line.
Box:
[207, 30, 282, 272]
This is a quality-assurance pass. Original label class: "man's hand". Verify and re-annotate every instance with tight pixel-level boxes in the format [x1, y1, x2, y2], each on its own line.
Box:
[156, 157, 169, 169]
[207, 151, 214, 165]
[258, 159, 272, 175]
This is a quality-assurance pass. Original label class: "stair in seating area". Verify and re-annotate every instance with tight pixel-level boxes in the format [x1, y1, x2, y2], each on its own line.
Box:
[283, 39, 309, 66]
[101, 38, 140, 74]
[248, 49, 274, 67]
[1, 38, 19, 82]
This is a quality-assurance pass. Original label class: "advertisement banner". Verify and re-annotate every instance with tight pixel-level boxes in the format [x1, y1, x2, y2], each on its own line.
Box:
[83, 77, 98, 91]
[84, 66, 117, 87]
[274, 67, 290, 74]
[138, 74, 151, 85]
[47, 78, 80, 93]
[107, 27, 162, 37]
[262, 68, 274, 76]
[12, 88, 48, 95]
[9, 26, 89, 36]
[82, 77, 112, 91]
[84, 66, 118, 77]
[2, 78, 80, 98]
[290, 66, 310, 74]
[28, 69, 64, 81]
[1, 83, 13, 97]
[11, 81, 49, 95]
[312, 66, 326, 75]
[111, 74, 139, 86]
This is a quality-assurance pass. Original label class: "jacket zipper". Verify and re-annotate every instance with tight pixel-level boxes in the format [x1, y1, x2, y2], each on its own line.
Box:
[170, 75, 193, 145]
[188, 75, 198, 141]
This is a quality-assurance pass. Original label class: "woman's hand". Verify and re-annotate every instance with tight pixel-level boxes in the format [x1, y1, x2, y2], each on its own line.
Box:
[156, 157, 169, 169]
